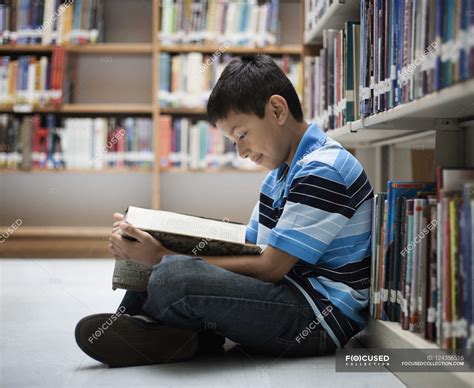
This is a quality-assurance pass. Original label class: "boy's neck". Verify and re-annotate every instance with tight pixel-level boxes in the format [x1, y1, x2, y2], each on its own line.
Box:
[284, 120, 310, 166]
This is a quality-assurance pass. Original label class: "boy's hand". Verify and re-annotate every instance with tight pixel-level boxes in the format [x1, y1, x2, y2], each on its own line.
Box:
[112, 213, 124, 234]
[109, 221, 173, 267]
[109, 213, 125, 259]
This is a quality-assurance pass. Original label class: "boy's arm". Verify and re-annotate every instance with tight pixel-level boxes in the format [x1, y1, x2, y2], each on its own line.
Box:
[111, 221, 298, 283]
[175, 245, 297, 283]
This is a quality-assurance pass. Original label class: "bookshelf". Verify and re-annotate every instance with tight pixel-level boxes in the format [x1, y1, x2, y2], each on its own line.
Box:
[303, 1, 474, 387]
[304, 0, 360, 44]
[159, 44, 302, 55]
[0, 0, 303, 256]
[0, 226, 112, 258]
[0, 103, 154, 114]
[327, 78, 474, 147]
[0, 44, 300, 55]
[0, 43, 154, 54]
[356, 318, 474, 388]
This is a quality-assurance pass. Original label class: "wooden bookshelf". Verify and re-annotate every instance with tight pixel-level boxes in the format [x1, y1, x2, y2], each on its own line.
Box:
[151, 0, 161, 209]
[159, 44, 302, 55]
[0, 44, 55, 52]
[0, 43, 153, 53]
[0, 226, 111, 258]
[160, 107, 207, 115]
[0, 105, 62, 113]
[0, 103, 154, 114]
[62, 103, 154, 114]
[0, 168, 153, 174]
[0, 166, 265, 175]
[1, 0, 304, 256]
[66, 43, 153, 54]
[160, 166, 266, 173]
[1, 43, 301, 55]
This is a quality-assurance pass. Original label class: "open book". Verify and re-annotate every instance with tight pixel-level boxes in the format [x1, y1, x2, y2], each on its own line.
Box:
[112, 206, 263, 291]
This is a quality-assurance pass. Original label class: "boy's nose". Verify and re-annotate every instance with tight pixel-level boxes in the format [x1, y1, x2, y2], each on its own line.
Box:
[237, 145, 249, 159]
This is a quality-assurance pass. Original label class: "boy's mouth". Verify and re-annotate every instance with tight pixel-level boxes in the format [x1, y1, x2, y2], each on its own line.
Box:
[251, 154, 263, 164]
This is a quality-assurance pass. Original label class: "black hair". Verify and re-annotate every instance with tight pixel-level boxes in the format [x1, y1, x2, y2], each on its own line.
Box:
[207, 54, 303, 126]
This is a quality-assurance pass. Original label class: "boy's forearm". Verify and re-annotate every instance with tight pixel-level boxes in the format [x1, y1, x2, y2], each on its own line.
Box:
[158, 246, 268, 281]
[200, 254, 268, 281]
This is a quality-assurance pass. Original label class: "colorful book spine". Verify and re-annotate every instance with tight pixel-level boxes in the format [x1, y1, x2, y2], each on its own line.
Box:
[158, 115, 260, 171]
[159, 0, 280, 47]
[159, 52, 302, 109]
[0, 48, 65, 107]
[1, 0, 103, 46]
[306, 0, 474, 130]
[371, 177, 474, 350]
[0, 113, 153, 170]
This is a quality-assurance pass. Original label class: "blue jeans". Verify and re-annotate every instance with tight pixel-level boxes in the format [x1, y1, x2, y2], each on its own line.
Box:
[117, 255, 338, 357]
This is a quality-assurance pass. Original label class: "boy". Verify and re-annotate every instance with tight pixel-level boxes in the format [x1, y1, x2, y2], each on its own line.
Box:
[75, 54, 374, 367]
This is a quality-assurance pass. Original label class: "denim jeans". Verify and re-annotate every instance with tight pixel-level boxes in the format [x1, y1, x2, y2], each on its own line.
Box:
[117, 254, 338, 357]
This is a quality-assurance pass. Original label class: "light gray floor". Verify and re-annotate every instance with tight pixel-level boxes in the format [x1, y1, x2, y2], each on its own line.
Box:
[0, 259, 406, 388]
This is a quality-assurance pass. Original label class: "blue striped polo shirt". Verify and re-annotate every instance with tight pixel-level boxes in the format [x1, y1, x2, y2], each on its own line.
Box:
[246, 122, 374, 348]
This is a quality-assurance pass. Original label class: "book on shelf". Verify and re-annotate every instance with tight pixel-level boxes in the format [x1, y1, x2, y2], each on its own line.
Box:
[159, 0, 280, 47]
[158, 115, 259, 171]
[0, 0, 104, 46]
[304, 20, 360, 130]
[370, 174, 474, 352]
[159, 52, 302, 109]
[0, 114, 153, 170]
[112, 205, 263, 291]
[61, 116, 153, 170]
[1, 47, 66, 108]
[359, 0, 474, 118]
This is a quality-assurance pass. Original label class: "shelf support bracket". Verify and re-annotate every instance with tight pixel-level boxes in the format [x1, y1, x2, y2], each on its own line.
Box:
[434, 118, 465, 169]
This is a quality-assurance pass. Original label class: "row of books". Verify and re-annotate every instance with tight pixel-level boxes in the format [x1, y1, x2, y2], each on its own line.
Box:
[159, 0, 280, 47]
[158, 115, 257, 170]
[0, 114, 153, 170]
[371, 170, 474, 350]
[0, 0, 104, 45]
[0, 49, 66, 107]
[304, 21, 361, 130]
[305, 0, 474, 130]
[360, 0, 474, 116]
[159, 52, 302, 108]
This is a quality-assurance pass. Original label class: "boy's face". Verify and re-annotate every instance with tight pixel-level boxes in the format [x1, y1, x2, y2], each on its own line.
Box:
[216, 104, 291, 170]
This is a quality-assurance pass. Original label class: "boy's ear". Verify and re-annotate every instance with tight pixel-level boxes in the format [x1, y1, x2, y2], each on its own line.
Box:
[269, 95, 288, 125]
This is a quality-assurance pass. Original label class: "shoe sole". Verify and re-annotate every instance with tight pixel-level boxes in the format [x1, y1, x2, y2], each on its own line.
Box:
[75, 313, 199, 367]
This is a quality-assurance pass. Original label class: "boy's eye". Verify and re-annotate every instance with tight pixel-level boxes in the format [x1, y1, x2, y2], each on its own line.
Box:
[228, 133, 246, 146]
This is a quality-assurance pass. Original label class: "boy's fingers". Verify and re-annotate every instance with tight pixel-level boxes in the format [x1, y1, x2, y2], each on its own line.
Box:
[108, 243, 127, 260]
[119, 222, 149, 243]
[109, 234, 128, 251]
[113, 213, 124, 222]
[112, 221, 121, 233]
[108, 238, 127, 255]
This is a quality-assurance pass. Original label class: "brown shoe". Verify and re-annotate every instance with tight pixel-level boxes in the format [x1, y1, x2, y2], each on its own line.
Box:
[75, 313, 199, 367]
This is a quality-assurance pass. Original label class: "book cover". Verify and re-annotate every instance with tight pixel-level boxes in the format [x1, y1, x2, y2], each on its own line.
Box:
[112, 206, 263, 291]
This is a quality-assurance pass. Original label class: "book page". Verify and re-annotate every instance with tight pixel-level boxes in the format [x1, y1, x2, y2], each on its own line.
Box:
[126, 206, 246, 244]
